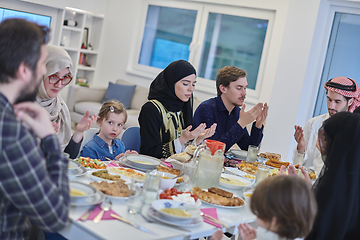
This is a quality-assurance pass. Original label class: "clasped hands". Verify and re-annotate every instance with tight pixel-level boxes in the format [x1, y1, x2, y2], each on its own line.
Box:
[238, 103, 268, 129]
[179, 123, 217, 146]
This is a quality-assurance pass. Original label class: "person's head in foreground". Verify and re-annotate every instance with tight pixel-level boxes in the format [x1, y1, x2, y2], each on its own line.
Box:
[97, 100, 127, 142]
[251, 175, 317, 239]
[0, 18, 49, 104]
[216, 66, 247, 107]
[324, 76, 360, 116]
[306, 111, 360, 239]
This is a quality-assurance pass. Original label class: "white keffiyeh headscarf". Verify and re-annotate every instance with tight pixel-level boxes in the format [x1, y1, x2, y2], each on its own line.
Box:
[36, 45, 74, 151]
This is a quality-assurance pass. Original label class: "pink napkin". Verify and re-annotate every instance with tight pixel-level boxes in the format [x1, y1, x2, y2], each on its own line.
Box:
[107, 161, 119, 167]
[78, 203, 121, 221]
[200, 208, 221, 228]
[162, 162, 172, 168]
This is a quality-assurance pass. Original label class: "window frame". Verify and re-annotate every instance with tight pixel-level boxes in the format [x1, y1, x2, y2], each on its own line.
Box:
[127, 0, 275, 104]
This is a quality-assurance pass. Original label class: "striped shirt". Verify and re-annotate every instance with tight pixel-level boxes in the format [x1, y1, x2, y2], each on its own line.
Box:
[0, 94, 70, 240]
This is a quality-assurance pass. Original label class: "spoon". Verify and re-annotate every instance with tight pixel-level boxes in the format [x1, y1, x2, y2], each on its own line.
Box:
[171, 172, 185, 179]
[221, 177, 231, 182]
[93, 199, 112, 223]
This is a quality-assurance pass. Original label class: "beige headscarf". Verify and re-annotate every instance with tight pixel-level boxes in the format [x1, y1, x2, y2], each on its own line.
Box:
[36, 45, 74, 151]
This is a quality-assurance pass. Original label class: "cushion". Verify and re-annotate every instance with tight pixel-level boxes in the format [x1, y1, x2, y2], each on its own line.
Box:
[101, 82, 136, 109]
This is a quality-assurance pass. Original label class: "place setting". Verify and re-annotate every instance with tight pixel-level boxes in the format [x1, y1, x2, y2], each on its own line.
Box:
[68, 160, 87, 178]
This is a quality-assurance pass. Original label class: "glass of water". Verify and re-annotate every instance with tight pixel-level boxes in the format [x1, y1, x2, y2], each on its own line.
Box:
[127, 179, 143, 214]
[246, 145, 258, 162]
[255, 166, 269, 186]
[142, 170, 161, 205]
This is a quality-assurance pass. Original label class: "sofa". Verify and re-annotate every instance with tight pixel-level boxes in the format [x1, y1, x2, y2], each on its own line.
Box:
[66, 79, 149, 130]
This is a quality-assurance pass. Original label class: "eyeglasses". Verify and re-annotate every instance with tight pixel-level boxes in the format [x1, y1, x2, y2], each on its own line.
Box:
[48, 74, 73, 86]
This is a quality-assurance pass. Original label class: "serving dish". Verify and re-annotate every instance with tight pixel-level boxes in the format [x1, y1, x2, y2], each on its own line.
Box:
[219, 173, 253, 190]
[107, 167, 146, 182]
[69, 181, 98, 202]
[146, 207, 202, 227]
[124, 154, 160, 170]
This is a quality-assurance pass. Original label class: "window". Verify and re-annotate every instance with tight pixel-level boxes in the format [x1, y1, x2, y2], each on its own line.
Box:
[130, 1, 274, 100]
[313, 12, 360, 116]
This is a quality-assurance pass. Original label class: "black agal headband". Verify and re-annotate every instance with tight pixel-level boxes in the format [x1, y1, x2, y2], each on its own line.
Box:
[326, 78, 357, 92]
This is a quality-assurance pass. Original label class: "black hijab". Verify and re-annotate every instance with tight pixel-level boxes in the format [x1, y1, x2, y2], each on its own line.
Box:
[306, 112, 360, 240]
[148, 60, 196, 128]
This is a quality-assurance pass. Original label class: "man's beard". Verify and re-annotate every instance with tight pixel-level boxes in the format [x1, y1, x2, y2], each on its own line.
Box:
[15, 74, 40, 104]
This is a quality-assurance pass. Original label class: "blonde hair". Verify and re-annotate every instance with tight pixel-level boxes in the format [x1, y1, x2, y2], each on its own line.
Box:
[98, 100, 127, 122]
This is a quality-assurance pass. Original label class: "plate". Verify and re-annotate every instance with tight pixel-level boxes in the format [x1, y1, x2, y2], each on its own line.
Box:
[147, 207, 202, 228]
[224, 167, 256, 181]
[68, 166, 87, 178]
[219, 173, 253, 190]
[89, 169, 123, 183]
[68, 160, 82, 174]
[107, 167, 146, 182]
[198, 189, 246, 209]
[228, 149, 248, 160]
[151, 199, 201, 222]
[117, 157, 152, 172]
[69, 181, 97, 201]
[70, 190, 105, 206]
[124, 154, 160, 170]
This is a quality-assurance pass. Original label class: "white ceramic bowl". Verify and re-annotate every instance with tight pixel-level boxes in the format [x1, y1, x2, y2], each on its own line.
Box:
[69, 181, 97, 202]
[68, 160, 81, 175]
[219, 173, 253, 190]
[156, 171, 177, 190]
[151, 199, 200, 222]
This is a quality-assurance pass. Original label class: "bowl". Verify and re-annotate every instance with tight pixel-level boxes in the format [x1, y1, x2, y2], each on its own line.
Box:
[156, 172, 177, 190]
[151, 199, 200, 222]
[69, 181, 97, 202]
[243, 190, 253, 204]
[68, 160, 81, 174]
[219, 173, 253, 190]
[124, 154, 160, 170]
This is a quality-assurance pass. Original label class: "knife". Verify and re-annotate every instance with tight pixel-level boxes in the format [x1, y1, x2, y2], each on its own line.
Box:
[80, 204, 98, 222]
[110, 214, 157, 235]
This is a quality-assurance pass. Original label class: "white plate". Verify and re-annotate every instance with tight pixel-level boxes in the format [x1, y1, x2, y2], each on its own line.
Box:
[224, 168, 256, 181]
[107, 167, 146, 182]
[151, 199, 201, 222]
[70, 190, 105, 206]
[68, 166, 87, 178]
[89, 169, 123, 183]
[117, 158, 151, 172]
[147, 208, 202, 228]
[124, 154, 160, 170]
[219, 173, 253, 190]
[198, 189, 246, 209]
[68, 160, 82, 174]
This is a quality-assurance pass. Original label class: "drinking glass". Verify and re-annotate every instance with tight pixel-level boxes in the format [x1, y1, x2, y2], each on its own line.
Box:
[127, 179, 143, 214]
[255, 166, 269, 186]
[142, 170, 161, 205]
[246, 145, 258, 162]
[181, 161, 198, 191]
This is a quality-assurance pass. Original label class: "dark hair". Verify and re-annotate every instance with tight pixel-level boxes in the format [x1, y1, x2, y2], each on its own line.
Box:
[250, 175, 317, 239]
[0, 18, 49, 84]
[98, 100, 127, 122]
[216, 66, 247, 96]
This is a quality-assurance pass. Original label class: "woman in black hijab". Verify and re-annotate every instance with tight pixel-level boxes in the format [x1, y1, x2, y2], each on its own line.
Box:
[305, 112, 360, 240]
[138, 60, 216, 159]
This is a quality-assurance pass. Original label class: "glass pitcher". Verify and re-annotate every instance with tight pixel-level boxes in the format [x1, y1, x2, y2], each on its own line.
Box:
[195, 140, 226, 189]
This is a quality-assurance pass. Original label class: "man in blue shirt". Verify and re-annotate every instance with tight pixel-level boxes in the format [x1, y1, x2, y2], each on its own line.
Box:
[193, 66, 268, 152]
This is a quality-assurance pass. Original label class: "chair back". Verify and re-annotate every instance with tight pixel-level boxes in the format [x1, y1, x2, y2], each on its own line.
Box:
[77, 128, 99, 158]
[121, 127, 141, 152]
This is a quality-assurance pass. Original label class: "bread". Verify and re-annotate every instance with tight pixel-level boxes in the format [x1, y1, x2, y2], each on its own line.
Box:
[170, 152, 192, 163]
[185, 145, 197, 156]
[192, 187, 244, 206]
[208, 187, 233, 198]
[157, 165, 183, 183]
[259, 152, 281, 161]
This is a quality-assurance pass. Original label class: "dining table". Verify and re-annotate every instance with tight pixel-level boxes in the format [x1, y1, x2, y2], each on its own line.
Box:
[59, 163, 256, 240]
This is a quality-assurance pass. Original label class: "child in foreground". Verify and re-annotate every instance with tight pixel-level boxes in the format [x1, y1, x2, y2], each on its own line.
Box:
[212, 175, 317, 240]
[80, 100, 137, 161]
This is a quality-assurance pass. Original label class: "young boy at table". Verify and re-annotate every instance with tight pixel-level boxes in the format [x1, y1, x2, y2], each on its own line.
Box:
[80, 100, 137, 161]
[212, 175, 317, 240]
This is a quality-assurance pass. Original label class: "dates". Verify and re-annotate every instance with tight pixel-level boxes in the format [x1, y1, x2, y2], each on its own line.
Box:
[224, 158, 238, 167]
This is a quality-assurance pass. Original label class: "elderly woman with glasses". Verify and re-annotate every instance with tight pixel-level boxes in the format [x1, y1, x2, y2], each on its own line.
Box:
[36, 45, 96, 159]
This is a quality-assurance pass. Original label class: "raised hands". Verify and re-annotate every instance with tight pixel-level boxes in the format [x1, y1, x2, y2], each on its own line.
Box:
[115, 149, 138, 160]
[196, 123, 217, 145]
[238, 103, 268, 129]
[179, 123, 206, 145]
[238, 223, 257, 240]
[294, 125, 305, 153]
[73, 110, 97, 143]
[14, 102, 55, 139]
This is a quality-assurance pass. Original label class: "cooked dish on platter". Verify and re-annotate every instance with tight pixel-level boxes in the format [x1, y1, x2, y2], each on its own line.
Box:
[90, 180, 130, 197]
[269, 167, 317, 180]
[92, 170, 122, 181]
[192, 187, 244, 207]
[237, 162, 262, 175]
[259, 152, 281, 161]
[76, 157, 106, 169]
[107, 167, 146, 181]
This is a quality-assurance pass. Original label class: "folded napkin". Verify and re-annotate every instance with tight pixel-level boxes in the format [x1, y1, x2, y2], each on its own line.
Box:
[162, 161, 172, 168]
[200, 208, 221, 228]
[78, 203, 121, 221]
[107, 161, 119, 167]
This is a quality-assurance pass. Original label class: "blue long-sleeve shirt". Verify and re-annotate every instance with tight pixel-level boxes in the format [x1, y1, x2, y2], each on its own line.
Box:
[193, 95, 263, 152]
